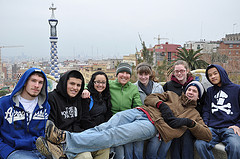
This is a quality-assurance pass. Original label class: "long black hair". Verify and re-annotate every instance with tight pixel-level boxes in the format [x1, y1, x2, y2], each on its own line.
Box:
[87, 71, 111, 102]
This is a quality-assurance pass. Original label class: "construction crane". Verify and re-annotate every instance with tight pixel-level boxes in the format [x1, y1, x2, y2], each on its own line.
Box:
[0, 45, 24, 85]
[154, 35, 169, 45]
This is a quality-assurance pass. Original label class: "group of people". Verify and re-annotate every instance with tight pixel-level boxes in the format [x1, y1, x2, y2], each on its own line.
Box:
[0, 60, 239, 159]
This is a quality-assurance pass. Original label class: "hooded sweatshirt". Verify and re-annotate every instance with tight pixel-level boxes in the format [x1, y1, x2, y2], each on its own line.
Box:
[0, 68, 50, 159]
[163, 74, 194, 96]
[203, 64, 240, 128]
[48, 70, 93, 132]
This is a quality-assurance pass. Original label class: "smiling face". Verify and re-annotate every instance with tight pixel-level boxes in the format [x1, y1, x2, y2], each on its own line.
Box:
[21, 74, 44, 100]
[173, 64, 188, 84]
[137, 72, 150, 86]
[117, 71, 131, 86]
[185, 85, 199, 101]
[67, 77, 82, 98]
[93, 74, 107, 93]
[207, 67, 221, 87]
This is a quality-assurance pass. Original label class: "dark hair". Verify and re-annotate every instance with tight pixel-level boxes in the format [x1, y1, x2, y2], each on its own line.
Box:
[68, 71, 84, 81]
[30, 72, 45, 79]
[87, 71, 111, 102]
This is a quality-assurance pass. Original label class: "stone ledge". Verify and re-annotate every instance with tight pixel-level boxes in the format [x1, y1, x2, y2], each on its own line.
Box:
[166, 143, 227, 159]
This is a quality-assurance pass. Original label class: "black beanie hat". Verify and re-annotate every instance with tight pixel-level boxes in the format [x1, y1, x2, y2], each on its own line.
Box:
[116, 63, 132, 76]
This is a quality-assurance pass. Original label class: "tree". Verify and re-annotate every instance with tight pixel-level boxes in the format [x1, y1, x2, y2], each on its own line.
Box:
[137, 34, 153, 65]
[155, 58, 168, 82]
[175, 48, 209, 70]
[167, 48, 209, 76]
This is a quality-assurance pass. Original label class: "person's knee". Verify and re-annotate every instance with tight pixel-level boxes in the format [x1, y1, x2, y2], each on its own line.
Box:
[195, 140, 206, 150]
[74, 152, 93, 159]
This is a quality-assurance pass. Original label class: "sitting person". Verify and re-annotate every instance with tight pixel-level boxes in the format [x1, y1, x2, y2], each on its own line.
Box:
[36, 81, 212, 159]
[48, 70, 109, 159]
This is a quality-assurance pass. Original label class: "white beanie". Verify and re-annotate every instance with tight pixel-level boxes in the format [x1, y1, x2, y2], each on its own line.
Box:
[185, 81, 204, 98]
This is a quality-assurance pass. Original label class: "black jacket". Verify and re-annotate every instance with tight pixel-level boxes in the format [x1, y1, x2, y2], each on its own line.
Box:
[84, 96, 112, 127]
[48, 70, 94, 132]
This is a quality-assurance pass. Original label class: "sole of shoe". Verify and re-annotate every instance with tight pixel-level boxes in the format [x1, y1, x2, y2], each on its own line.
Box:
[36, 136, 52, 158]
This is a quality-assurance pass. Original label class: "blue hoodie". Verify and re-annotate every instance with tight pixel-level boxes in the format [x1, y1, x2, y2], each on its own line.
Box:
[0, 68, 50, 159]
[203, 64, 240, 128]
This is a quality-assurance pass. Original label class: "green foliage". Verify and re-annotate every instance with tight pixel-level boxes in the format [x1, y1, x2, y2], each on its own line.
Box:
[137, 34, 154, 65]
[167, 48, 209, 76]
[176, 48, 209, 70]
[0, 90, 10, 97]
[155, 58, 168, 82]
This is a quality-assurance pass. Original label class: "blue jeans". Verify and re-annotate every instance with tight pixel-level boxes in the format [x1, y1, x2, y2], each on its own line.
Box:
[113, 146, 124, 159]
[170, 129, 194, 159]
[145, 136, 171, 159]
[7, 150, 46, 159]
[124, 141, 144, 159]
[64, 109, 157, 159]
[195, 127, 240, 159]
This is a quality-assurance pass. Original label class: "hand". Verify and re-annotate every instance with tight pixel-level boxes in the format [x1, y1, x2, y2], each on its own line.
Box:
[82, 89, 90, 98]
[228, 125, 240, 136]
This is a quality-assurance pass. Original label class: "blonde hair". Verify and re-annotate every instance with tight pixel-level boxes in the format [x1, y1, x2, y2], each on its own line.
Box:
[173, 60, 189, 71]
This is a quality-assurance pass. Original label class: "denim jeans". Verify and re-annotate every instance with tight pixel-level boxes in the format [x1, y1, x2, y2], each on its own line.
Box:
[124, 141, 144, 159]
[145, 136, 171, 159]
[64, 109, 157, 159]
[195, 127, 240, 159]
[113, 146, 124, 159]
[170, 129, 194, 159]
[7, 150, 46, 159]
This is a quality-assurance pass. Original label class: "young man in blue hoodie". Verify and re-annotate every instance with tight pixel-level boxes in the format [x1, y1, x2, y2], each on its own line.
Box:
[195, 64, 240, 159]
[0, 68, 50, 159]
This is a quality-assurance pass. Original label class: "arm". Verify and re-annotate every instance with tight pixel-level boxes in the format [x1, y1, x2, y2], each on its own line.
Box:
[79, 98, 95, 130]
[105, 97, 113, 121]
[131, 85, 142, 108]
[144, 92, 169, 107]
[189, 115, 212, 142]
[0, 108, 15, 159]
[48, 94, 57, 122]
[202, 89, 211, 125]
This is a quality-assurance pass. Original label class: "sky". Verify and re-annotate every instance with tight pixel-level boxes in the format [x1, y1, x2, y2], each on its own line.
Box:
[0, 0, 240, 61]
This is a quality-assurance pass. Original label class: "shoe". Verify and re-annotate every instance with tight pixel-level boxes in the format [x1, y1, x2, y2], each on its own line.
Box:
[36, 136, 67, 159]
[45, 120, 66, 144]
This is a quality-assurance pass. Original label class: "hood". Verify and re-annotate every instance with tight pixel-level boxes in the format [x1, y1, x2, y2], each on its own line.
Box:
[55, 70, 85, 101]
[11, 68, 48, 105]
[205, 64, 232, 87]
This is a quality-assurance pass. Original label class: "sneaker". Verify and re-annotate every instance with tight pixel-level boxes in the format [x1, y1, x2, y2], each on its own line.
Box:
[45, 120, 66, 144]
[36, 136, 67, 159]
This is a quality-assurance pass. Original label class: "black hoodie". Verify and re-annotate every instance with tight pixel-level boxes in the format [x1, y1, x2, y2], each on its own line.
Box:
[48, 70, 93, 132]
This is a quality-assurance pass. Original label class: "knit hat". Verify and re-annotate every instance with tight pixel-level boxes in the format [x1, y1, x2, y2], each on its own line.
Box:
[185, 81, 204, 98]
[116, 63, 132, 76]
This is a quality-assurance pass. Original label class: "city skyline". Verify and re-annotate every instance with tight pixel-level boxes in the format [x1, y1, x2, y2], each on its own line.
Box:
[0, 0, 240, 60]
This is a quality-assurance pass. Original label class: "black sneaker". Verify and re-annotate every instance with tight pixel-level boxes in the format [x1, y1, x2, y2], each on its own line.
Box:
[45, 120, 66, 144]
[36, 136, 67, 159]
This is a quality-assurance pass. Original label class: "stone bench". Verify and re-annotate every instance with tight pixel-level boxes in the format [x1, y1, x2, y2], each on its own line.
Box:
[166, 143, 227, 159]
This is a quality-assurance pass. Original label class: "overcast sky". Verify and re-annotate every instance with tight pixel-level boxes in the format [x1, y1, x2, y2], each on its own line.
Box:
[0, 0, 240, 60]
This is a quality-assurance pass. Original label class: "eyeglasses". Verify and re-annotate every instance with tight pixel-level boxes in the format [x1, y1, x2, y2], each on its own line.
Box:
[174, 69, 186, 74]
[94, 81, 106, 85]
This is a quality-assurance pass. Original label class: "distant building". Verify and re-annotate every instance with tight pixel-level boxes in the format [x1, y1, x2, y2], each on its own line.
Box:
[153, 42, 181, 65]
[123, 54, 136, 66]
[80, 64, 115, 83]
[184, 40, 219, 54]
[217, 33, 240, 82]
